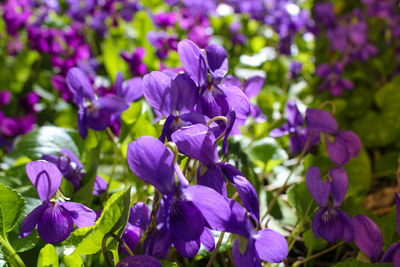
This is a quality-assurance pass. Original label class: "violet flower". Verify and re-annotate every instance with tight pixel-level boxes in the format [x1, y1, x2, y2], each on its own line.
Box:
[306, 166, 354, 243]
[306, 108, 361, 166]
[116, 255, 160, 267]
[42, 148, 107, 195]
[127, 136, 231, 258]
[270, 100, 318, 156]
[0, 91, 11, 106]
[316, 63, 354, 97]
[19, 160, 96, 244]
[66, 67, 129, 139]
[352, 214, 383, 263]
[171, 123, 260, 223]
[381, 193, 400, 265]
[226, 199, 288, 266]
[147, 31, 178, 60]
[177, 39, 250, 121]
[120, 47, 148, 77]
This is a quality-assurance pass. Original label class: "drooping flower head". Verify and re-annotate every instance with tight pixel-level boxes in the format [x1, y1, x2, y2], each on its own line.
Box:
[19, 160, 96, 244]
[381, 193, 400, 265]
[306, 166, 354, 243]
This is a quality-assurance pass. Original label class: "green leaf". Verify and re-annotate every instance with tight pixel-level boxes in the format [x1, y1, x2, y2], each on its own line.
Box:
[103, 36, 128, 82]
[334, 259, 392, 266]
[63, 187, 131, 257]
[15, 126, 80, 160]
[344, 149, 372, 197]
[63, 253, 82, 267]
[121, 102, 142, 125]
[37, 244, 58, 267]
[0, 184, 25, 236]
[287, 182, 316, 219]
[73, 163, 97, 207]
[303, 229, 327, 252]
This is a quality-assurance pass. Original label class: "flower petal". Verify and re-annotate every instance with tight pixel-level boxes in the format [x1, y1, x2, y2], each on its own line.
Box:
[59, 202, 97, 228]
[96, 96, 129, 112]
[182, 185, 231, 231]
[170, 199, 205, 241]
[122, 77, 144, 103]
[220, 83, 250, 120]
[337, 130, 361, 158]
[19, 203, 49, 238]
[77, 108, 88, 139]
[381, 242, 400, 262]
[326, 135, 350, 166]
[93, 176, 108, 195]
[222, 109, 236, 156]
[26, 160, 62, 202]
[129, 202, 151, 230]
[197, 165, 227, 196]
[205, 44, 228, 81]
[37, 204, 74, 244]
[143, 231, 172, 259]
[269, 123, 289, 137]
[232, 238, 261, 267]
[352, 214, 382, 262]
[116, 255, 161, 267]
[243, 76, 264, 99]
[171, 124, 218, 166]
[286, 100, 303, 126]
[305, 108, 338, 134]
[316, 208, 343, 243]
[338, 210, 354, 242]
[223, 199, 255, 237]
[178, 39, 208, 87]
[329, 167, 348, 207]
[253, 229, 288, 263]
[66, 67, 94, 102]
[143, 71, 174, 116]
[305, 166, 331, 207]
[172, 236, 200, 258]
[171, 73, 199, 113]
[200, 228, 215, 252]
[127, 136, 175, 194]
[219, 162, 259, 222]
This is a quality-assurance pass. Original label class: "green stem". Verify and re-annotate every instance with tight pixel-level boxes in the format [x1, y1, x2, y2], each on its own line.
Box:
[287, 199, 314, 251]
[206, 232, 225, 267]
[0, 235, 25, 267]
[292, 241, 345, 267]
[261, 131, 314, 225]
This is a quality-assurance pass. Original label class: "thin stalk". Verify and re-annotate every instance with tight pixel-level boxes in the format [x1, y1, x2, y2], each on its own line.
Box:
[292, 241, 345, 267]
[261, 131, 314, 224]
[0, 235, 25, 267]
[287, 199, 314, 251]
[206, 232, 225, 267]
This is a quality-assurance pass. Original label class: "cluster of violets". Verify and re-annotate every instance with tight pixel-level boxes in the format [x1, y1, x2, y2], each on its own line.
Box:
[314, 0, 400, 96]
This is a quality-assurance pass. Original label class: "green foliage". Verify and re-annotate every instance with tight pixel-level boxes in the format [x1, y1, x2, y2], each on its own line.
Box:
[37, 244, 58, 267]
[287, 182, 316, 219]
[0, 184, 25, 236]
[303, 229, 327, 252]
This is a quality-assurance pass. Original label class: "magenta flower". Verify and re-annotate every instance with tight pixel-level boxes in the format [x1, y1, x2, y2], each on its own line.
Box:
[316, 63, 354, 97]
[19, 161, 96, 244]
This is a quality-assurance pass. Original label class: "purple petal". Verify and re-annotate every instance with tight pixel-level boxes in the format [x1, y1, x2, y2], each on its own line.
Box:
[77, 108, 88, 139]
[123, 77, 144, 103]
[26, 160, 62, 202]
[116, 255, 161, 267]
[220, 83, 250, 120]
[121, 224, 141, 254]
[200, 228, 215, 252]
[143, 71, 173, 116]
[312, 207, 324, 238]
[96, 96, 129, 113]
[338, 210, 354, 242]
[178, 39, 208, 87]
[219, 162, 259, 222]
[286, 100, 303, 126]
[59, 202, 96, 228]
[326, 135, 350, 166]
[172, 236, 200, 258]
[232, 238, 261, 267]
[115, 72, 124, 96]
[253, 229, 288, 263]
[93, 176, 108, 195]
[127, 136, 175, 194]
[337, 130, 361, 158]
[269, 123, 289, 137]
[222, 109, 236, 155]
[396, 193, 400, 237]
[129, 202, 151, 230]
[329, 167, 348, 207]
[197, 85, 230, 119]
[315, 208, 343, 243]
[395, 248, 400, 267]
[243, 76, 264, 99]
[66, 67, 94, 102]
[381, 242, 400, 263]
[352, 215, 382, 262]
[171, 124, 218, 167]
[205, 44, 228, 81]
[197, 164, 227, 196]
[182, 185, 231, 231]
[85, 105, 111, 131]
[316, 64, 331, 78]
[305, 166, 331, 207]
[171, 73, 199, 113]
[224, 199, 255, 237]
[223, 75, 241, 88]
[19, 203, 49, 238]
[37, 204, 74, 244]
[143, 231, 172, 259]
[175, 162, 189, 187]
[170, 199, 205, 241]
[305, 109, 338, 134]
[60, 148, 83, 169]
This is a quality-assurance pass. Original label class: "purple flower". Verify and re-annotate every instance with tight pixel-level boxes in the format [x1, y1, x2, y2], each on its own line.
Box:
[352, 214, 383, 262]
[316, 63, 354, 97]
[270, 100, 318, 156]
[19, 160, 96, 244]
[147, 31, 178, 60]
[314, 2, 336, 28]
[306, 166, 354, 243]
[177, 39, 250, 121]
[66, 67, 129, 139]
[225, 199, 288, 266]
[116, 255, 160, 267]
[154, 12, 176, 28]
[171, 123, 260, 222]
[289, 61, 302, 80]
[0, 91, 11, 106]
[120, 47, 148, 77]
[127, 136, 231, 258]
[306, 108, 361, 166]
[381, 193, 400, 265]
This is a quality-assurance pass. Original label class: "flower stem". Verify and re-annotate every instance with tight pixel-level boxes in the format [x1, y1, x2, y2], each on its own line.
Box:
[292, 241, 345, 267]
[287, 199, 314, 251]
[206, 232, 225, 267]
[261, 131, 314, 225]
[0, 235, 25, 267]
